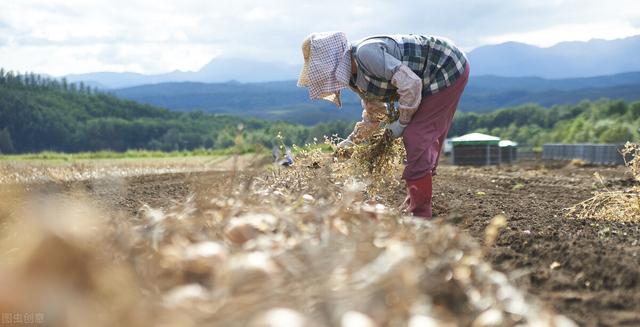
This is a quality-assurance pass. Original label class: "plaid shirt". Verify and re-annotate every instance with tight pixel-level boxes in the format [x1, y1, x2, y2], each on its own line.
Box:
[350, 35, 467, 102]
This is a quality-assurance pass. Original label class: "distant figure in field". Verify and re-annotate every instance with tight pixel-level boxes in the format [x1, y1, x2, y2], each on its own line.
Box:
[297, 32, 469, 218]
[272, 146, 294, 167]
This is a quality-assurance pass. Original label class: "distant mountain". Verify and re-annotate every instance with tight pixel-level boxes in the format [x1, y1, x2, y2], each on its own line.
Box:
[468, 35, 640, 78]
[112, 72, 640, 124]
[193, 58, 300, 83]
[65, 58, 301, 89]
[67, 35, 640, 89]
[461, 83, 640, 111]
[65, 72, 155, 90]
[465, 72, 640, 93]
[113, 80, 363, 125]
[460, 72, 640, 110]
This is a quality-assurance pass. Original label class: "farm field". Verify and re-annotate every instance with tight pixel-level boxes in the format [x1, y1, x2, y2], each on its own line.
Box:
[0, 155, 638, 326]
[0, 155, 261, 184]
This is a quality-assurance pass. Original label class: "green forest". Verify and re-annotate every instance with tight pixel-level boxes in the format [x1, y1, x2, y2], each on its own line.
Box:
[0, 69, 638, 154]
[450, 100, 640, 146]
[0, 70, 353, 154]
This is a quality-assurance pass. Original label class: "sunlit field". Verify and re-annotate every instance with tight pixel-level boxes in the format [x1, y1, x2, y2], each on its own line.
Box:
[1, 145, 638, 326]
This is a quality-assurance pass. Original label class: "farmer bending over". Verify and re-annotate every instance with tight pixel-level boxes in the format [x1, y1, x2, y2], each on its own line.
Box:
[297, 32, 469, 218]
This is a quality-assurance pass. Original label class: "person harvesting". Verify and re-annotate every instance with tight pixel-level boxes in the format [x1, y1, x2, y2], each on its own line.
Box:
[297, 32, 469, 218]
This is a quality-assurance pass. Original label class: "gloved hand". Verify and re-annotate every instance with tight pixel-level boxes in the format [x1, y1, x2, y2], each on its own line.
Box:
[337, 137, 355, 149]
[386, 120, 408, 138]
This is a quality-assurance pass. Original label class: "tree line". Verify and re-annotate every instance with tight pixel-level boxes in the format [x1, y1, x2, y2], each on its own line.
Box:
[450, 100, 640, 146]
[1, 68, 638, 154]
[0, 70, 353, 154]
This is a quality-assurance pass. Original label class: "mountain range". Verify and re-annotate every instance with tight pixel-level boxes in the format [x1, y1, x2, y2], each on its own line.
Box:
[66, 58, 300, 89]
[62, 35, 640, 125]
[468, 35, 640, 78]
[112, 72, 640, 125]
[66, 35, 640, 89]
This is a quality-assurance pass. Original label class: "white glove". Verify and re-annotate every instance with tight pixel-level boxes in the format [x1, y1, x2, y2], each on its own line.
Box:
[386, 120, 407, 138]
[337, 136, 355, 149]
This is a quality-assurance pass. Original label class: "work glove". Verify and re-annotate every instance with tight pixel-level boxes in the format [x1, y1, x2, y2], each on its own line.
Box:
[337, 136, 355, 149]
[386, 120, 408, 138]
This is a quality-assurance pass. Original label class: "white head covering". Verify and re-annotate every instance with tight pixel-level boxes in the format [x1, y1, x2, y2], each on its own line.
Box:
[297, 31, 351, 108]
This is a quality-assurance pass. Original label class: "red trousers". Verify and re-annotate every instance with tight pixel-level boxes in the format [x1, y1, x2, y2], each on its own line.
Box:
[402, 63, 470, 180]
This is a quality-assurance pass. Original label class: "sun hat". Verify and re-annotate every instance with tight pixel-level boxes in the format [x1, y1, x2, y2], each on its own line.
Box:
[297, 37, 312, 87]
[297, 32, 351, 108]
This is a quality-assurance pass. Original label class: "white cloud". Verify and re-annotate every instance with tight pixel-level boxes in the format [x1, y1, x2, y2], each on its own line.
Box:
[0, 43, 221, 75]
[481, 21, 640, 48]
[243, 7, 279, 22]
[0, 0, 639, 75]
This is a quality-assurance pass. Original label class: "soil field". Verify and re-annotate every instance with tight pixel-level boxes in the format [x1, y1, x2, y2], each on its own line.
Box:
[432, 163, 640, 327]
[2, 160, 639, 326]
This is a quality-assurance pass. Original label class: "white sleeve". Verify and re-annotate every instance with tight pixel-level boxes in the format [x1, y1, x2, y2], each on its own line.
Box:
[391, 65, 422, 125]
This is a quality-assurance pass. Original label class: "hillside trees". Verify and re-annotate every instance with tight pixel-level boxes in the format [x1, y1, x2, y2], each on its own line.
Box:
[450, 100, 640, 146]
[0, 128, 14, 153]
[1, 68, 639, 154]
[0, 69, 355, 153]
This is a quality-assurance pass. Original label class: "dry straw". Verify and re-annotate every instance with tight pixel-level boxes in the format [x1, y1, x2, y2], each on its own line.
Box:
[0, 149, 574, 326]
[334, 103, 406, 200]
[566, 142, 640, 222]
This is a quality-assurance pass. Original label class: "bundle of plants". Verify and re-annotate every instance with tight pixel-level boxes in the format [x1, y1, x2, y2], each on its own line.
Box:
[338, 103, 406, 198]
[0, 155, 575, 327]
[566, 142, 640, 222]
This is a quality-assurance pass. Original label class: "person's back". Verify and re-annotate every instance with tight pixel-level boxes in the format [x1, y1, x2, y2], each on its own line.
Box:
[297, 32, 470, 218]
[350, 35, 467, 102]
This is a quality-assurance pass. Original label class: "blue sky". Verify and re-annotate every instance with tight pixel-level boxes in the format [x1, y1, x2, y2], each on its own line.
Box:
[0, 0, 639, 75]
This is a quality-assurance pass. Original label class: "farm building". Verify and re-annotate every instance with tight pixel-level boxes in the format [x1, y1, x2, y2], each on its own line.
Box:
[499, 140, 518, 164]
[451, 133, 501, 166]
[443, 138, 453, 155]
[542, 143, 627, 165]
[450, 133, 519, 166]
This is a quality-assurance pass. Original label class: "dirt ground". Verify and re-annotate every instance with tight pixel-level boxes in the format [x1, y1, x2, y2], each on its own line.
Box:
[3, 159, 639, 326]
[431, 162, 640, 327]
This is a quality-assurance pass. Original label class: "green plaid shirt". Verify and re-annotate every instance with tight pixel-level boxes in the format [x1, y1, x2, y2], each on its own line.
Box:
[350, 35, 467, 102]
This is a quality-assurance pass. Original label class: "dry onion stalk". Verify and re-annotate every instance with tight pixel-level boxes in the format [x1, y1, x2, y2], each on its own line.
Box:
[566, 142, 640, 222]
[0, 150, 575, 326]
[342, 102, 406, 198]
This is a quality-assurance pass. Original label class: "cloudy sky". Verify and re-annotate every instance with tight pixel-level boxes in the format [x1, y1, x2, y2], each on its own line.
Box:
[1, 0, 639, 76]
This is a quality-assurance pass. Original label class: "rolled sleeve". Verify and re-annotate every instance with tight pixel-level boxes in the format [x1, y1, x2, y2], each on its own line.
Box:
[391, 65, 422, 124]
